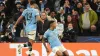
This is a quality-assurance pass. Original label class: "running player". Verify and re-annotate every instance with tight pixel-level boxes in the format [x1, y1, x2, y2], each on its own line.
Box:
[13, 1, 42, 56]
[43, 21, 69, 56]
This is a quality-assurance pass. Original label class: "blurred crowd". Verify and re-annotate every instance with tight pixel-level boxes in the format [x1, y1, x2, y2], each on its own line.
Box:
[0, 0, 100, 42]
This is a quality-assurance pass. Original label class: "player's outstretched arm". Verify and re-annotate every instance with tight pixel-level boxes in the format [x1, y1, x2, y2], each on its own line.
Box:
[36, 15, 43, 22]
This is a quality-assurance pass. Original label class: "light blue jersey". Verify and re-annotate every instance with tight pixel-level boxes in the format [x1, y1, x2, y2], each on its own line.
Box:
[22, 8, 39, 33]
[44, 29, 62, 48]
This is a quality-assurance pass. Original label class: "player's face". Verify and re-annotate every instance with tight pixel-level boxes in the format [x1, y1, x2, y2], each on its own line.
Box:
[52, 22, 57, 29]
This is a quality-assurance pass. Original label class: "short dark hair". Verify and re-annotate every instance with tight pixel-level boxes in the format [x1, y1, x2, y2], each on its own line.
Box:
[50, 11, 56, 14]
[30, 0, 36, 5]
[49, 21, 55, 28]
[84, 3, 90, 6]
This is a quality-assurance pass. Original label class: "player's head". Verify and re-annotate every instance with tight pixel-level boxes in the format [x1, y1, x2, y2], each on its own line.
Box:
[49, 21, 57, 29]
[30, 0, 36, 7]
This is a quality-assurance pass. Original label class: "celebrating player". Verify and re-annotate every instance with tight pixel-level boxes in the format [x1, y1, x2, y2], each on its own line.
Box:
[43, 21, 69, 56]
[13, 1, 42, 56]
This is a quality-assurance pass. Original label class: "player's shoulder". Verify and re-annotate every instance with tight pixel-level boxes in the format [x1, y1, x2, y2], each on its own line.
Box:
[31, 8, 38, 12]
[45, 29, 49, 32]
[54, 29, 58, 31]
[23, 9, 28, 12]
[45, 29, 50, 34]
[24, 8, 33, 11]
[33, 8, 38, 10]
[54, 29, 58, 33]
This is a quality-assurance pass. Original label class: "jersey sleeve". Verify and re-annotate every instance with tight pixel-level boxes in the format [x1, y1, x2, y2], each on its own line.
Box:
[55, 29, 59, 35]
[44, 31, 48, 39]
[21, 9, 27, 17]
[35, 9, 39, 16]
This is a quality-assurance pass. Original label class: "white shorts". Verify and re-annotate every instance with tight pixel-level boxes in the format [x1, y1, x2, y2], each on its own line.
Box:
[52, 45, 67, 54]
[27, 31, 36, 40]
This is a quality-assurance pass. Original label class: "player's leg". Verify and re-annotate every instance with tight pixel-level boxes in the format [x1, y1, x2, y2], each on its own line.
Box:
[63, 51, 69, 56]
[52, 47, 63, 56]
[28, 39, 33, 51]
[24, 31, 36, 56]
[25, 31, 36, 46]
[59, 45, 69, 56]
[56, 51, 63, 56]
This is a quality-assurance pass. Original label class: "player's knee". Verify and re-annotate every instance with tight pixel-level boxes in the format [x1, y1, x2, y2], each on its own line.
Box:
[57, 54, 63, 56]
[63, 51, 69, 56]
[56, 51, 63, 56]
[65, 54, 69, 56]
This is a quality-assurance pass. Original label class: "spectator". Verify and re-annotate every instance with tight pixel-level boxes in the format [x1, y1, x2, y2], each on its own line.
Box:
[44, 8, 50, 16]
[37, 12, 49, 41]
[0, 2, 5, 12]
[45, 0, 56, 11]
[0, 2, 8, 18]
[12, 6, 25, 21]
[20, 0, 28, 9]
[65, 15, 72, 24]
[0, 12, 4, 33]
[54, 0, 61, 12]
[96, 0, 100, 19]
[65, 14, 78, 33]
[71, 0, 79, 7]
[62, 23, 77, 42]
[87, 0, 93, 6]
[64, 0, 73, 14]
[71, 9, 79, 31]
[39, 0, 47, 12]
[12, 2, 22, 15]
[90, 0, 98, 12]
[90, 0, 100, 29]
[5, 0, 16, 17]
[12, 6, 25, 37]
[82, 0, 88, 6]
[97, 0, 100, 35]
[60, 0, 65, 6]
[79, 3, 98, 36]
[47, 11, 57, 22]
[0, 11, 8, 35]
[0, 35, 14, 43]
[56, 22, 64, 40]
[75, 2, 84, 15]
[56, 7, 66, 24]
